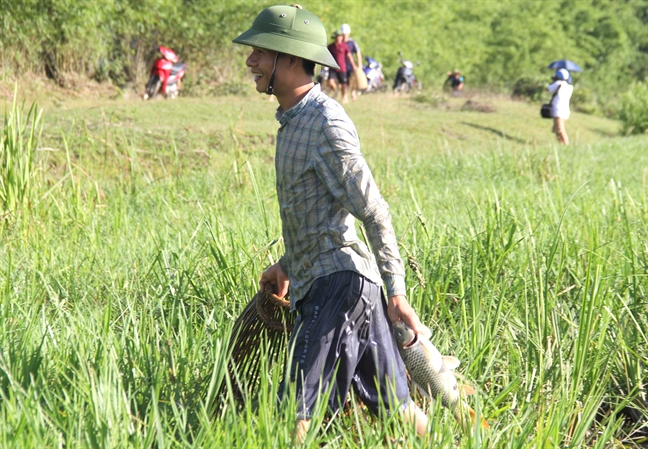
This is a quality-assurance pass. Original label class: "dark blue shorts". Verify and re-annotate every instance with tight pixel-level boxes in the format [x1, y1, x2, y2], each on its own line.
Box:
[330, 69, 349, 85]
[278, 271, 410, 420]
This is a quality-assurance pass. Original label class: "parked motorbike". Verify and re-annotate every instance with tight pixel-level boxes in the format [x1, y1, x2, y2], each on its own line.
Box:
[316, 66, 330, 85]
[143, 46, 187, 100]
[363, 56, 386, 93]
[393, 52, 421, 93]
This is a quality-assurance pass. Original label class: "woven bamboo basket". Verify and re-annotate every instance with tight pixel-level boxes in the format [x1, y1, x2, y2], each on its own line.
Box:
[225, 290, 296, 403]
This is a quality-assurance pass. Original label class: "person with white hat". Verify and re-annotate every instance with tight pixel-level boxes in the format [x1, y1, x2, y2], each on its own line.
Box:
[547, 68, 574, 145]
[339, 23, 364, 100]
[233, 3, 429, 443]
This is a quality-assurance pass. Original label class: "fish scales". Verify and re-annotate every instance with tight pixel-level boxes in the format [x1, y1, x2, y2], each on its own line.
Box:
[396, 328, 460, 408]
[393, 321, 490, 430]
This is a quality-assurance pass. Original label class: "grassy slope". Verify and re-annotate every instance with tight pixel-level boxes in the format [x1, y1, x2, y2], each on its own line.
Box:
[38, 89, 620, 148]
[1, 89, 646, 448]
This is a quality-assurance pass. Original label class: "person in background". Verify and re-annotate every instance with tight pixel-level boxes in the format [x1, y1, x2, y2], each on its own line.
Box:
[327, 31, 356, 103]
[547, 68, 574, 145]
[232, 3, 429, 444]
[339, 23, 362, 101]
[445, 69, 464, 95]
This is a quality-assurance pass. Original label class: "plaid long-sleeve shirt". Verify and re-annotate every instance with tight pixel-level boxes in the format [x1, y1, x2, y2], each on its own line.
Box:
[275, 84, 406, 309]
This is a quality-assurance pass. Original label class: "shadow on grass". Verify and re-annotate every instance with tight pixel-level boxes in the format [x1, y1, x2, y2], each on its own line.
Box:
[461, 122, 528, 143]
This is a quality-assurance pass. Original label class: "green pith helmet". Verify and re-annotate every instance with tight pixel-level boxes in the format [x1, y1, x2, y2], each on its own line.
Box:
[232, 4, 339, 70]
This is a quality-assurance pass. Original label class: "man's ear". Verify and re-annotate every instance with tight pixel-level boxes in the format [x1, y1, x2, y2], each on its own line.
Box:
[287, 55, 301, 69]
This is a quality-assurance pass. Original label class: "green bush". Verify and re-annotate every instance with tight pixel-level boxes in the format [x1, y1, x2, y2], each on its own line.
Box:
[511, 77, 547, 102]
[619, 82, 648, 135]
[570, 85, 597, 115]
[2, 0, 648, 113]
[411, 91, 446, 108]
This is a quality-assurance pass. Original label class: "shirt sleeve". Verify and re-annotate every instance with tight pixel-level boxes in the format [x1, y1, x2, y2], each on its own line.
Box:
[547, 81, 561, 93]
[278, 255, 289, 276]
[313, 118, 407, 297]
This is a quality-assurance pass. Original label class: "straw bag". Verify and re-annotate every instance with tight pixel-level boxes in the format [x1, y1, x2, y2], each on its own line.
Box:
[353, 67, 368, 90]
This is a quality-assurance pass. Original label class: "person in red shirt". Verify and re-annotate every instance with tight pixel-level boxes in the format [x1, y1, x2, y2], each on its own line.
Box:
[326, 32, 356, 103]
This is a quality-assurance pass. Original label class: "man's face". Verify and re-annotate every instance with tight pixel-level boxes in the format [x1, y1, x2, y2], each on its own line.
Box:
[246, 47, 279, 93]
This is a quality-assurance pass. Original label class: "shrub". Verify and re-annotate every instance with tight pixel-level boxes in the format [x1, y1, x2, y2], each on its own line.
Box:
[618, 82, 648, 135]
[570, 86, 597, 115]
[511, 77, 547, 102]
[411, 91, 446, 108]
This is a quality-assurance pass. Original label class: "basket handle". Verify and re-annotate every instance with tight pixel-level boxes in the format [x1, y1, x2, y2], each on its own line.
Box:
[264, 290, 290, 308]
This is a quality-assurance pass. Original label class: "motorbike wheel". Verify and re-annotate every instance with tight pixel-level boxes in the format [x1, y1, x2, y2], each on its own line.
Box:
[144, 75, 161, 100]
[394, 82, 408, 93]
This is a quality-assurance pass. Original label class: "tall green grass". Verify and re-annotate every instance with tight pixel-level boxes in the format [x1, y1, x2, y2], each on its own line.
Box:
[0, 93, 646, 447]
[0, 90, 42, 219]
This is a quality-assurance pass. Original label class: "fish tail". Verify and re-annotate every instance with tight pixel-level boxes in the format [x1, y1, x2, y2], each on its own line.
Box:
[468, 407, 490, 430]
[454, 403, 490, 431]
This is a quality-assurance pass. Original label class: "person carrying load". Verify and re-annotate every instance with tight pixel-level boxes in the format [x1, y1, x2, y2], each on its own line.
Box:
[232, 3, 430, 443]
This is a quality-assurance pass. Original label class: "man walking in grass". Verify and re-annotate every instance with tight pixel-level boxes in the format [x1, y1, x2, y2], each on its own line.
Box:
[233, 3, 429, 443]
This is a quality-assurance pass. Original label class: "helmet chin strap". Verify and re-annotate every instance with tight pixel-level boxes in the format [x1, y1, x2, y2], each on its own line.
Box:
[266, 53, 280, 95]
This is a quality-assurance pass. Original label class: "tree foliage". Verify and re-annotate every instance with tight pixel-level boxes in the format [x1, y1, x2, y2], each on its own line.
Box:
[1, 0, 647, 114]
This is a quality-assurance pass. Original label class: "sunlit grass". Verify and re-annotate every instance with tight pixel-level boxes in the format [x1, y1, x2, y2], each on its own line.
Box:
[0, 92, 646, 447]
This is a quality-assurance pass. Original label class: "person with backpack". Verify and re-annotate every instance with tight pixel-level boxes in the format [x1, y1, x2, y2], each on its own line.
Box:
[547, 68, 574, 145]
[232, 3, 429, 444]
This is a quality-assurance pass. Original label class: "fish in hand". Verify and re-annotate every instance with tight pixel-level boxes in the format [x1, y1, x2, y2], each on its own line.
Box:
[393, 321, 489, 430]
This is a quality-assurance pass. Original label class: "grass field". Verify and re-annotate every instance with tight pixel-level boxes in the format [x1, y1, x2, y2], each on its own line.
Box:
[1, 86, 647, 448]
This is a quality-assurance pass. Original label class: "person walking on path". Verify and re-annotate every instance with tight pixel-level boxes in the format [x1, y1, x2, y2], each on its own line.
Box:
[339, 23, 363, 100]
[233, 3, 429, 444]
[547, 68, 574, 145]
[327, 31, 356, 103]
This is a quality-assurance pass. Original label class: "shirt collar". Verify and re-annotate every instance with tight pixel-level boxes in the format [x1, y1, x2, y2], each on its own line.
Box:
[275, 84, 322, 125]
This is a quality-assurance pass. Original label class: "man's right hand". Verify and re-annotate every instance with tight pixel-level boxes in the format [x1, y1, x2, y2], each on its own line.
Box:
[387, 295, 431, 339]
[259, 262, 290, 298]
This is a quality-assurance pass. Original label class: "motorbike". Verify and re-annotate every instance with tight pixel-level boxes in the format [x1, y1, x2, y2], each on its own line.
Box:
[316, 66, 336, 96]
[143, 46, 187, 100]
[393, 52, 421, 93]
[363, 56, 386, 93]
[316, 66, 330, 85]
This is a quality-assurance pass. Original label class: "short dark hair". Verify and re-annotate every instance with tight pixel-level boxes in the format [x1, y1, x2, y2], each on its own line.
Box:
[302, 59, 316, 77]
[278, 53, 315, 77]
